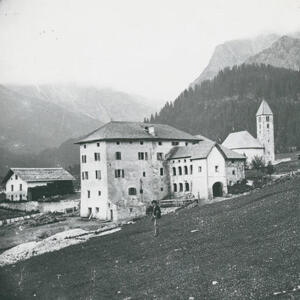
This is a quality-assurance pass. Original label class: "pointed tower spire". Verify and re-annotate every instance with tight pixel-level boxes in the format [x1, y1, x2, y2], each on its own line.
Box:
[256, 100, 275, 163]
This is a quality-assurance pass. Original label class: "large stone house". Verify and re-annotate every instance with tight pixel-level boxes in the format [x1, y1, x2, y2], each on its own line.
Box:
[76, 121, 245, 221]
[222, 100, 275, 166]
[2, 168, 74, 201]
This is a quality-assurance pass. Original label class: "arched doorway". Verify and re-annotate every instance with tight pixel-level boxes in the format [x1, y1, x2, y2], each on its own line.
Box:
[212, 182, 223, 197]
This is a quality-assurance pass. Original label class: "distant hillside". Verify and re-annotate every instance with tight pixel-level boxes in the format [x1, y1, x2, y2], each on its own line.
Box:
[246, 36, 300, 71]
[7, 85, 155, 124]
[0, 138, 80, 182]
[190, 34, 279, 87]
[0, 85, 101, 153]
[148, 64, 300, 153]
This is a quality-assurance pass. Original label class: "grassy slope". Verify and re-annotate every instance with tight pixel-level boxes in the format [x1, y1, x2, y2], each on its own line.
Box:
[0, 177, 299, 300]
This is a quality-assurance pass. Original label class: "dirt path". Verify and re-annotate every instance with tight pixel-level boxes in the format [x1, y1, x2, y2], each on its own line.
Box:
[0, 216, 111, 253]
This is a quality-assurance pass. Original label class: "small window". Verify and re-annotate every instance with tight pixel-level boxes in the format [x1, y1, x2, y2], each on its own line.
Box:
[190, 165, 193, 174]
[143, 171, 146, 177]
[11, 195, 13, 201]
[128, 187, 137, 195]
[198, 166, 202, 172]
[96, 207, 99, 213]
[160, 187, 163, 191]
[20, 184, 22, 191]
[138, 152, 148, 160]
[266, 116, 270, 121]
[115, 169, 125, 178]
[172, 141, 179, 146]
[87, 190, 91, 198]
[184, 166, 188, 175]
[215, 166, 219, 173]
[97, 142, 100, 147]
[98, 191, 101, 196]
[179, 183, 183, 192]
[178, 167, 182, 175]
[95, 170, 101, 179]
[82, 171, 88, 180]
[83, 144, 86, 149]
[158, 141, 162, 145]
[15, 175, 18, 180]
[94, 153, 101, 161]
[172, 167, 176, 176]
[160, 168, 164, 176]
[185, 182, 189, 191]
[185, 142, 188, 146]
[116, 141, 120, 145]
[129, 208, 133, 213]
[267, 124, 269, 129]
[173, 183, 177, 192]
[81, 155, 87, 163]
[157, 152, 164, 160]
[115, 152, 122, 160]
[232, 170, 236, 175]
[11, 185, 14, 192]
[140, 141, 144, 145]
[140, 189, 143, 194]
[129, 141, 133, 144]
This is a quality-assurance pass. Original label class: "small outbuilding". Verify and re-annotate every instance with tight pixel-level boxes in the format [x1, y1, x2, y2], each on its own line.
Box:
[2, 168, 75, 201]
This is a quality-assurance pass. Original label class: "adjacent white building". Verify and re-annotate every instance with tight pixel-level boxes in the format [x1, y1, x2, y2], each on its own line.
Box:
[77, 121, 246, 221]
[2, 168, 74, 201]
[222, 100, 275, 166]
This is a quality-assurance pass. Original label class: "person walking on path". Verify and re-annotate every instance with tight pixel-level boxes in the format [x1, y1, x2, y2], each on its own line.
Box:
[151, 200, 161, 237]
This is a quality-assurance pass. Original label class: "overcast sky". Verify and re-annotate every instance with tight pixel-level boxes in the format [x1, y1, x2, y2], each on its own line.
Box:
[0, 0, 300, 102]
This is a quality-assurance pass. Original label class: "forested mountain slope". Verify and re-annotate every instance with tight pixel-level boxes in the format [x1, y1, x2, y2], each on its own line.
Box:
[148, 64, 300, 152]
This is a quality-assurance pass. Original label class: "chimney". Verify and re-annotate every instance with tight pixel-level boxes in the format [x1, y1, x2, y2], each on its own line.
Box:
[145, 125, 156, 136]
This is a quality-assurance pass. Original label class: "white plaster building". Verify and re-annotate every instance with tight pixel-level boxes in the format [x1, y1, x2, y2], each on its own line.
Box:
[2, 168, 74, 201]
[77, 121, 245, 221]
[222, 100, 275, 166]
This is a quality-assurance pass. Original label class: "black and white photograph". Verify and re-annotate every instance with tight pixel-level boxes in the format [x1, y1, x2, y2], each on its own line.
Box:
[0, 0, 299, 299]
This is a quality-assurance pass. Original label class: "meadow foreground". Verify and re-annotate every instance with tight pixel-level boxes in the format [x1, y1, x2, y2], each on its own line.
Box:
[0, 176, 299, 300]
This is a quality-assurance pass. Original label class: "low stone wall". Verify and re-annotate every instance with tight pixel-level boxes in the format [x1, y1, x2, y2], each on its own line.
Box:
[0, 199, 80, 214]
[0, 213, 42, 226]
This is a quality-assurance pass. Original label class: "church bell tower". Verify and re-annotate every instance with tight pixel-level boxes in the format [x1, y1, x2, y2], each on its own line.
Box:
[256, 100, 275, 163]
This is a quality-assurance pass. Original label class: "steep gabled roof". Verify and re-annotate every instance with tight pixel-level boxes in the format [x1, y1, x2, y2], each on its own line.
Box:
[76, 121, 201, 144]
[168, 140, 216, 160]
[222, 131, 263, 150]
[256, 100, 273, 116]
[2, 168, 74, 184]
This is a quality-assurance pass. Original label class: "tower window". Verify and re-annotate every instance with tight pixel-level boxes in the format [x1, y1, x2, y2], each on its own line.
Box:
[266, 116, 270, 121]
[215, 166, 219, 172]
[160, 168, 164, 176]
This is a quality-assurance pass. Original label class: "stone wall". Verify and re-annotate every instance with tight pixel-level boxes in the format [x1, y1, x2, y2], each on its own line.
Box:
[0, 199, 80, 213]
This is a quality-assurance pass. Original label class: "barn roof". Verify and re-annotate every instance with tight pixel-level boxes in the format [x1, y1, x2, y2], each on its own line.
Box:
[168, 141, 246, 161]
[256, 100, 273, 116]
[2, 168, 74, 184]
[222, 131, 263, 150]
[76, 121, 201, 144]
